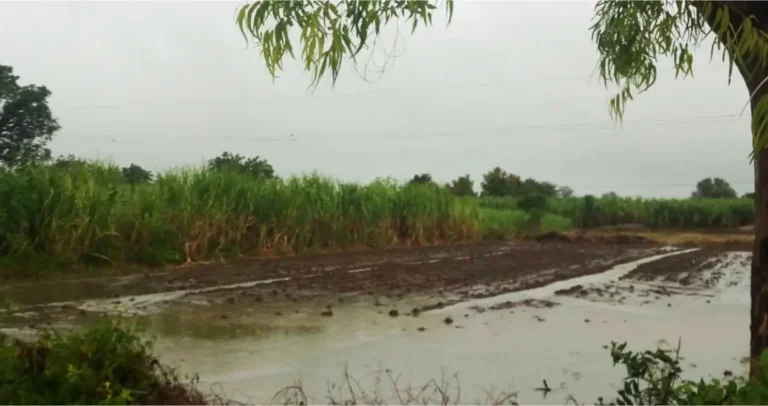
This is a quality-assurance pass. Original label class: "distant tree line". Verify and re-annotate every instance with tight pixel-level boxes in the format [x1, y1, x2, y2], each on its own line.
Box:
[0, 63, 756, 202]
[408, 167, 570, 200]
[42, 151, 276, 187]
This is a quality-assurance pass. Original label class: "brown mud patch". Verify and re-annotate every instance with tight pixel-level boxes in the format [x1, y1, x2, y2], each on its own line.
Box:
[622, 248, 744, 288]
[178, 243, 668, 317]
[4, 242, 671, 317]
[554, 248, 750, 304]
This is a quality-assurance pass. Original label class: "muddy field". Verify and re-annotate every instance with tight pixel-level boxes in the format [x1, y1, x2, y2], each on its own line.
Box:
[2, 240, 669, 312]
[0, 237, 754, 404]
[1, 236, 750, 319]
[552, 247, 751, 306]
[0, 236, 742, 335]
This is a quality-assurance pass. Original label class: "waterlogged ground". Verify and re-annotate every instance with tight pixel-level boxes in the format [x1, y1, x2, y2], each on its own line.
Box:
[0, 240, 752, 404]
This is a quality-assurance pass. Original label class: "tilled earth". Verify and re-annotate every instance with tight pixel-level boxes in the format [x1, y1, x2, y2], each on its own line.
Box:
[3, 241, 669, 315]
[553, 248, 751, 305]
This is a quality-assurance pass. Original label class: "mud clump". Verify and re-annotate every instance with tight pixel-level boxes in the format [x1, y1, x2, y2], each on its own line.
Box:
[389, 309, 399, 317]
[417, 327, 426, 332]
[420, 301, 451, 312]
[554, 285, 587, 296]
[488, 299, 559, 311]
[321, 309, 334, 317]
[443, 317, 454, 325]
[411, 308, 421, 317]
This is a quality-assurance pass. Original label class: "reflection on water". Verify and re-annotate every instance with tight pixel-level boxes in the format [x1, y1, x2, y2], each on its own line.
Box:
[139, 308, 326, 340]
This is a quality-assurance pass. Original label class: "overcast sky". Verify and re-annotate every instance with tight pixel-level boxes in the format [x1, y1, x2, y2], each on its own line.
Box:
[0, 1, 754, 197]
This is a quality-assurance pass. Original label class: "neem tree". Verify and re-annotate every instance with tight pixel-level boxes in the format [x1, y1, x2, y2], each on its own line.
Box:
[237, 0, 768, 376]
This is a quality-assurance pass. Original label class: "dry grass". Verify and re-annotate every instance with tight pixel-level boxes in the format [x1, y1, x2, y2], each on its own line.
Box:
[268, 364, 519, 406]
[565, 227, 753, 249]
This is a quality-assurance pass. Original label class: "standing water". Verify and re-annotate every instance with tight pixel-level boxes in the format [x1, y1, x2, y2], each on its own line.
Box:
[133, 248, 749, 404]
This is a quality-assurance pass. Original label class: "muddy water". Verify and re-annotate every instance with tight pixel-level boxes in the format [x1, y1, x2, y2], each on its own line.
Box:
[143, 249, 747, 404]
[0, 249, 751, 404]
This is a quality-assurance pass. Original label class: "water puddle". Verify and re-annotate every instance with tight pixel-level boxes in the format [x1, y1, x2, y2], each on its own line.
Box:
[433, 248, 698, 314]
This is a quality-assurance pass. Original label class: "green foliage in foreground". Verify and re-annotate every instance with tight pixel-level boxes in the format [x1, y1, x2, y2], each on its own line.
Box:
[603, 341, 768, 405]
[0, 323, 207, 405]
[2, 163, 556, 271]
[4, 324, 768, 405]
[481, 196, 754, 229]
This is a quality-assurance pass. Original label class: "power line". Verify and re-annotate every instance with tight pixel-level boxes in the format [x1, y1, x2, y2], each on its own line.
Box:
[55, 112, 750, 142]
[55, 65, 713, 112]
[55, 74, 598, 111]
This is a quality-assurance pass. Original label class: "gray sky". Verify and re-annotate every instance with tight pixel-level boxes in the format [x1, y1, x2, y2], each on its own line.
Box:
[0, 1, 754, 197]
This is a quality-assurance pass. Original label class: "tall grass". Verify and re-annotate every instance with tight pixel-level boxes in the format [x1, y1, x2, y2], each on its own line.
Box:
[481, 196, 754, 229]
[0, 164, 486, 268]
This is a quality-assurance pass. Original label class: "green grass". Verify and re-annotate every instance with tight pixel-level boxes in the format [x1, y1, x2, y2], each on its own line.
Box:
[480, 196, 753, 229]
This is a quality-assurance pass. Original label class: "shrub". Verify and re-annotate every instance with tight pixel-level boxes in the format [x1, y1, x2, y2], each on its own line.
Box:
[0, 322, 209, 405]
[601, 341, 768, 405]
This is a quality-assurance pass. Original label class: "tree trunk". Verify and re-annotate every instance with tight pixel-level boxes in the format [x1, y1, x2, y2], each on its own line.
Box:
[694, 0, 768, 380]
[744, 39, 768, 376]
[751, 74, 768, 378]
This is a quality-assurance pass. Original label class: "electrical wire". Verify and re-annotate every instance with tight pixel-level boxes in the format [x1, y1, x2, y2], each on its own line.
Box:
[54, 112, 750, 142]
[55, 65, 719, 111]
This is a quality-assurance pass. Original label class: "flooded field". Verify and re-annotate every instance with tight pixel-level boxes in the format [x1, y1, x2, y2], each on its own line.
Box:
[0, 240, 751, 404]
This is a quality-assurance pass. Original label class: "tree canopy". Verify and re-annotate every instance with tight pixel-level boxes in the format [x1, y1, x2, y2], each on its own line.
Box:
[557, 186, 575, 198]
[692, 177, 738, 199]
[0, 64, 60, 167]
[122, 164, 153, 185]
[236, 1, 453, 88]
[480, 167, 521, 197]
[447, 174, 476, 197]
[207, 152, 276, 179]
[408, 173, 433, 185]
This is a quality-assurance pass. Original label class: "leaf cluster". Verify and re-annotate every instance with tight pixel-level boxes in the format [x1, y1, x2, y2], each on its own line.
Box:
[236, 0, 453, 88]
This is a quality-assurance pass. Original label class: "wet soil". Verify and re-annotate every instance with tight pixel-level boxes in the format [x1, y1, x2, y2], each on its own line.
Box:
[174, 243, 670, 315]
[553, 249, 751, 304]
[3, 241, 669, 314]
[623, 248, 748, 288]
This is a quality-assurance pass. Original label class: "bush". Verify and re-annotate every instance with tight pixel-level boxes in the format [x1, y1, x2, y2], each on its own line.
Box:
[0, 322, 209, 405]
[601, 341, 768, 405]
